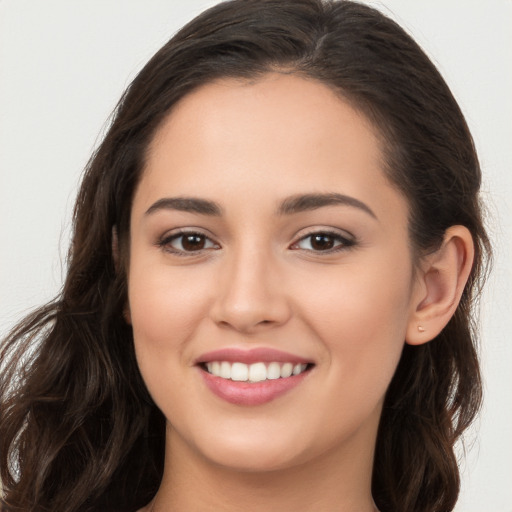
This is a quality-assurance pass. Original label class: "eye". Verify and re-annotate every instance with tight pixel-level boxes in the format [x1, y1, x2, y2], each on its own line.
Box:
[159, 231, 219, 254]
[291, 231, 355, 252]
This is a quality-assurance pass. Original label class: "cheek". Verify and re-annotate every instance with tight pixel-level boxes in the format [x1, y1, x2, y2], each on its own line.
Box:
[127, 265, 217, 418]
[296, 256, 413, 380]
[127, 265, 212, 363]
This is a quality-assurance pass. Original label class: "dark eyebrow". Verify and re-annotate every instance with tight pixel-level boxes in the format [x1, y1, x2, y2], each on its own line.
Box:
[145, 197, 223, 216]
[278, 193, 377, 219]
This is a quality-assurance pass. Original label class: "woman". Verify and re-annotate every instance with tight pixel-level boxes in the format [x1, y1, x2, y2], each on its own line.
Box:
[0, 1, 491, 511]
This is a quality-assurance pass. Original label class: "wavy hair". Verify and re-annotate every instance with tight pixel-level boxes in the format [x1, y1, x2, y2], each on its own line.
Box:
[0, 1, 490, 511]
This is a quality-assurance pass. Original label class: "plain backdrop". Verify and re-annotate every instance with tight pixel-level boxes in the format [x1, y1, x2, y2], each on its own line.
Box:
[1, 1, 511, 510]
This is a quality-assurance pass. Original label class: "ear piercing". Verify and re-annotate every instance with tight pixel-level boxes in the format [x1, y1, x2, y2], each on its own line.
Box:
[417, 325, 426, 332]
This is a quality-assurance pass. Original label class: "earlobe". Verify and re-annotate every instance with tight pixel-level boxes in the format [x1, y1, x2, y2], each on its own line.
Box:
[406, 226, 474, 345]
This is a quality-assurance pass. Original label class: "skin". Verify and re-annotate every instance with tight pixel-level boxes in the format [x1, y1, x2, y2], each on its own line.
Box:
[127, 73, 473, 512]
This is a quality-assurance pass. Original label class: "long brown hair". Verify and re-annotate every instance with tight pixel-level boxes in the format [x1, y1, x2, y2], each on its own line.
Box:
[0, 1, 490, 511]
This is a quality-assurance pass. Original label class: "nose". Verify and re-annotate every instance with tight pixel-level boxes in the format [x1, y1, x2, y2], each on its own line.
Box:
[210, 247, 292, 334]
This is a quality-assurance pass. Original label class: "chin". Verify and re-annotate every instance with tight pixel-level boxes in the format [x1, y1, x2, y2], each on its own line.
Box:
[189, 427, 312, 474]
[207, 446, 305, 474]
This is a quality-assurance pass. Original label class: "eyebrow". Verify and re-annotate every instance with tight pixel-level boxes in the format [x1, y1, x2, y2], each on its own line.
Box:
[144, 192, 376, 219]
[145, 197, 223, 216]
[277, 193, 377, 219]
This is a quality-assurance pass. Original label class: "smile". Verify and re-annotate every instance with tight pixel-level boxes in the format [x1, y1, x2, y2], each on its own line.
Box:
[204, 361, 309, 382]
[196, 348, 314, 406]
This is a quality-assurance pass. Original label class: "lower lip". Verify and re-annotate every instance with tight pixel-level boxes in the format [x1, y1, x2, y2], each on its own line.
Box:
[199, 367, 310, 406]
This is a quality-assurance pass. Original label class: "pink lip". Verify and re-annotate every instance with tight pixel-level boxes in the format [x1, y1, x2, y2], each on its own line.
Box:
[195, 347, 313, 406]
[195, 347, 311, 365]
[199, 368, 311, 406]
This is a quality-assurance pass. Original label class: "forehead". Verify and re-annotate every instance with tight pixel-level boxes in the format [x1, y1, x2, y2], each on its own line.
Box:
[149, 73, 384, 164]
[134, 73, 407, 225]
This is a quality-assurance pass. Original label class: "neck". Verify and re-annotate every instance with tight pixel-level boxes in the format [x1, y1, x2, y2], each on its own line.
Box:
[149, 423, 378, 512]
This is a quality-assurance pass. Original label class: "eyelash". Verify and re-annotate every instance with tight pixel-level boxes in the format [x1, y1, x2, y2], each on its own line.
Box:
[157, 229, 356, 256]
[157, 230, 219, 256]
[290, 229, 356, 253]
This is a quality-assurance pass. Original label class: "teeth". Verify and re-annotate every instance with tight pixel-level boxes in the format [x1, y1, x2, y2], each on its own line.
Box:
[248, 362, 267, 382]
[231, 362, 248, 381]
[205, 361, 308, 382]
[220, 361, 231, 379]
[267, 362, 281, 380]
[280, 362, 293, 378]
[292, 363, 302, 375]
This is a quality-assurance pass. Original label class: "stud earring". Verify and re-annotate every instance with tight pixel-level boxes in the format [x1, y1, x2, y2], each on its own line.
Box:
[418, 325, 426, 332]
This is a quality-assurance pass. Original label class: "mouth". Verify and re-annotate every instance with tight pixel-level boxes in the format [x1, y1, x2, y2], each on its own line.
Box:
[199, 361, 312, 382]
[195, 348, 314, 406]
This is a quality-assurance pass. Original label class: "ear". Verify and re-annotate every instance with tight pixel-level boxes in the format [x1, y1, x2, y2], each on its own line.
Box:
[406, 225, 474, 345]
[112, 226, 132, 325]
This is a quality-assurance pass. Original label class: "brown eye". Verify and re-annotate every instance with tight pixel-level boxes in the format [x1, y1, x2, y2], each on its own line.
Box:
[181, 234, 206, 251]
[310, 234, 335, 250]
[161, 232, 219, 254]
[292, 231, 355, 252]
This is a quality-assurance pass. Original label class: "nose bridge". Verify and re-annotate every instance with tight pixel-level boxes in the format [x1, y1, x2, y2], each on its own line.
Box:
[212, 240, 290, 331]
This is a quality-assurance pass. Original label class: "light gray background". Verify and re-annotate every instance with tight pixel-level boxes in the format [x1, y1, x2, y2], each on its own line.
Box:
[1, 1, 510, 510]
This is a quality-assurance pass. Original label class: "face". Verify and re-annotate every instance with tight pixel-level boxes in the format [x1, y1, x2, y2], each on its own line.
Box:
[127, 73, 419, 473]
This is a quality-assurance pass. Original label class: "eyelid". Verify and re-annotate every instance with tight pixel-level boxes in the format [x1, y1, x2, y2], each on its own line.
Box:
[289, 227, 356, 252]
[155, 226, 356, 256]
[157, 228, 221, 255]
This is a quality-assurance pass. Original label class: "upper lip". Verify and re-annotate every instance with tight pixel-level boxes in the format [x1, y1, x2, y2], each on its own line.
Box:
[195, 347, 312, 365]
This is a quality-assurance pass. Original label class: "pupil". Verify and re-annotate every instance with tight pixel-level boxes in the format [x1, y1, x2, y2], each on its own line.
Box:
[182, 234, 205, 251]
[311, 234, 334, 250]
